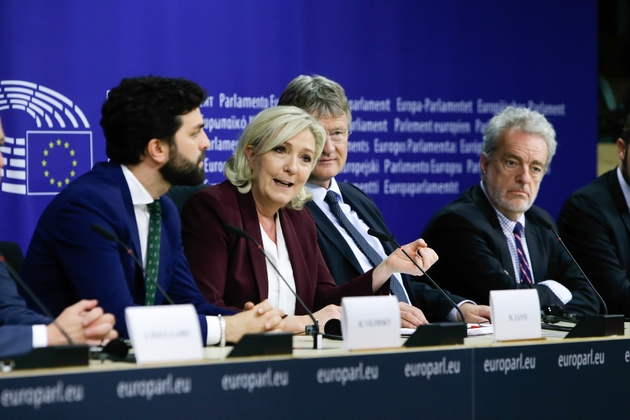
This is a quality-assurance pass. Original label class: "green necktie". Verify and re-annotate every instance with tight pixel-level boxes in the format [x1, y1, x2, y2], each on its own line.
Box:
[145, 200, 162, 305]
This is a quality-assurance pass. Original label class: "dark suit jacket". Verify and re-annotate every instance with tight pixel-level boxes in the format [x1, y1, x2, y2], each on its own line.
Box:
[306, 181, 465, 322]
[0, 259, 51, 358]
[422, 184, 600, 316]
[21, 162, 233, 339]
[558, 169, 630, 315]
[181, 181, 379, 314]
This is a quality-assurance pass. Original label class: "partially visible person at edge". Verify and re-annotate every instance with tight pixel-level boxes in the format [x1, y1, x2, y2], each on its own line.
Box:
[0, 116, 117, 358]
[558, 113, 630, 316]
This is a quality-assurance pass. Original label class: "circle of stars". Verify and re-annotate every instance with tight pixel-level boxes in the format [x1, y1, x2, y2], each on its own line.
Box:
[42, 138, 78, 188]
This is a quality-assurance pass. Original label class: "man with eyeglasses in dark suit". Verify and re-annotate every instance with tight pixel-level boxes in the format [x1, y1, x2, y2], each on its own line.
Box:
[278, 75, 490, 326]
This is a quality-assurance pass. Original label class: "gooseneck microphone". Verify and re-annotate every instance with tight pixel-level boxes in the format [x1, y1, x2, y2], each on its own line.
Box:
[224, 223, 323, 349]
[535, 217, 608, 315]
[90, 223, 175, 305]
[367, 228, 466, 325]
[0, 256, 74, 345]
[89, 338, 130, 362]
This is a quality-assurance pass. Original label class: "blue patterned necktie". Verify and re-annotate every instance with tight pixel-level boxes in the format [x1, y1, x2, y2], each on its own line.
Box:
[513, 222, 533, 284]
[145, 200, 162, 305]
[324, 190, 409, 303]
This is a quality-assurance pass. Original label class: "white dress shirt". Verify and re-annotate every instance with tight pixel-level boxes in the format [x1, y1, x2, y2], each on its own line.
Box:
[480, 181, 572, 304]
[616, 166, 630, 211]
[121, 165, 220, 345]
[306, 178, 411, 304]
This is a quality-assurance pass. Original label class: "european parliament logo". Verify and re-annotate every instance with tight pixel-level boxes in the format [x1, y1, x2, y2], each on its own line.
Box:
[0, 80, 93, 195]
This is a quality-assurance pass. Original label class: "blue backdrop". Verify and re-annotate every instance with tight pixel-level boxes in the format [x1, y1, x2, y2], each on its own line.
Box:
[0, 0, 597, 252]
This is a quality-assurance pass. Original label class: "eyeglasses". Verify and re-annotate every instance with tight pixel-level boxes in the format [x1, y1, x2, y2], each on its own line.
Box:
[325, 129, 351, 143]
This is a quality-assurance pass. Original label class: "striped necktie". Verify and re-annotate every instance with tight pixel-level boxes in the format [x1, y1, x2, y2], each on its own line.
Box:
[513, 222, 533, 284]
[324, 190, 409, 303]
[145, 200, 162, 305]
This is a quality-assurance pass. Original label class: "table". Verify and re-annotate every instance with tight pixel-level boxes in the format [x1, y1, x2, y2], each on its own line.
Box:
[1, 327, 629, 419]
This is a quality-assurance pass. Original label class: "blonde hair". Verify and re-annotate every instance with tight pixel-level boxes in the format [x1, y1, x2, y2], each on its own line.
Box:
[224, 106, 326, 210]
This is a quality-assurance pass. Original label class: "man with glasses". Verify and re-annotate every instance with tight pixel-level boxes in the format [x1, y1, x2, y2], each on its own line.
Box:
[278, 75, 490, 325]
[422, 107, 599, 316]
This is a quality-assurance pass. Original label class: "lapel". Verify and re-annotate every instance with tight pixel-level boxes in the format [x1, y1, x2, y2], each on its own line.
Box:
[471, 185, 517, 280]
[107, 163, 143, 261]
[236, 189, 269, 300]
[305, 199, 365, 275]
[338, 183, 397, 255]
[107, 163, 145, 296]
[607, 169, 630, 236]
[278, 210, 312, 310]
[523, 215, 546, 282]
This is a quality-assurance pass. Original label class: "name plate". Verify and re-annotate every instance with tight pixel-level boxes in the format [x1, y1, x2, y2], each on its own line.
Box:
[341, 296, 399, 351]
[126, 304, 203, 365]
[490, 289, 541, 342]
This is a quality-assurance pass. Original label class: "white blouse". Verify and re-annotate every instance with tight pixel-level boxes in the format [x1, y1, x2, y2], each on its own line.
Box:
[260, 213, 297, 315]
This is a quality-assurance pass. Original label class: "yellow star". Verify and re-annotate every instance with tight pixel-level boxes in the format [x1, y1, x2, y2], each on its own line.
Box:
[57, 180, 62, 188]
[44, 170, 49, 177]
[64, 142, 69, 149]
[49, 142, 54, 149]
[50, 178, 55, 185]
[70, 170, 76, 177]
[42, 160, 47, 167]
[65, 178, 70, 185]
[72, 160, 77, 167]
[43, 150, 48, 156]
[56, 139, 62, 146]
[70, 149, 75, 156]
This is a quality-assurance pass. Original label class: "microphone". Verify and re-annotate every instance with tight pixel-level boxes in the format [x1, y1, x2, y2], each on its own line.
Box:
[534, 217, 608, 315]
[367, 228, 466, 325]
[0, 256, 74, 345]
[224, 223, 323, 349]
[90, 223, 175, 305]
[89, 338, 130, 361]
[324, 318, 343, 339]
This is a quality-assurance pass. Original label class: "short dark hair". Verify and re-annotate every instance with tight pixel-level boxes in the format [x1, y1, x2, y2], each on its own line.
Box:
[100, 76, 207, 165]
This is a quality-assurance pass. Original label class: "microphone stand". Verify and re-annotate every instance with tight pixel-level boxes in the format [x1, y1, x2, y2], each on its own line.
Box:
[90, 223, 175, 305]
[367, 229, 466, 324]
[367, 229, 467, 347]
[536, 218, 623, 338]
[225, 224, 322, 350]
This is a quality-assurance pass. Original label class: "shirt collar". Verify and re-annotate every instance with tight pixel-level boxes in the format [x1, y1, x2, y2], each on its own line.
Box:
[616, 166, 630, 211]
[306, 177, 342, 204]
[121, 164, 154, 206]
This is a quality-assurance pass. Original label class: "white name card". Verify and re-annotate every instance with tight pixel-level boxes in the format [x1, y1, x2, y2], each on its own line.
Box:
[490, 289, 541, 342]
[341, 296, 400, 351]
[125, 304, 203, 365]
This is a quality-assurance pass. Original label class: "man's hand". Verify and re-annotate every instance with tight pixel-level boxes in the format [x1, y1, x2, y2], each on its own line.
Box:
[278, 304, 341, 333]
[224, 299, 285, 343]
[399, 302, 428, 328]
[374, 238, 439, 285]
[458, 303, 491, 323]
[47, 299, 118, 346]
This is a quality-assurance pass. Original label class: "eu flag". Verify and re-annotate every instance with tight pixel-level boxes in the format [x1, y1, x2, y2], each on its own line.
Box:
[26, 131, 92, 195]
